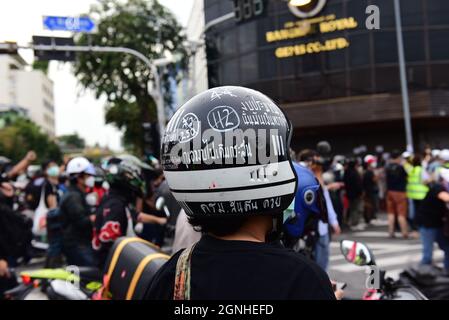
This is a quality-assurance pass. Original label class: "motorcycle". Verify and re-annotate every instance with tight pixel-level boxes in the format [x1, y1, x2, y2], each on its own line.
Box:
[5, 195, 172, 301]
[4, 266, 102, 300]
[340, 239, 428, 300]
[398, 265, 449, 300]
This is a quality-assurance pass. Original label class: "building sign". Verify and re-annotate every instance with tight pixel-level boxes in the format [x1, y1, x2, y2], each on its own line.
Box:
[267, 12, 358, 59]
[233, 0, 267, 23]
[275, 37, 349, 58]
[266, 15, 357, 42]
[287, 0, 328, 19]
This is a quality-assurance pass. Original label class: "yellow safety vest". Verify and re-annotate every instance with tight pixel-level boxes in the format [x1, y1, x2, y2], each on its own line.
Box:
[406, 166, 429, 200]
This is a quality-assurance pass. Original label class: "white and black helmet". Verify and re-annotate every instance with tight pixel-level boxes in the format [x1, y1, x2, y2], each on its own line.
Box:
[161, 86, 297, 218]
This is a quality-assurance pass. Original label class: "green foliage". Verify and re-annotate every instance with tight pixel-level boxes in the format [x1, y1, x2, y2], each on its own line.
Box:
[0, 117, 62, 163]
[32, 60, 49, 74]
[58, 133, 86, 149]
[73, 0, 188, 155]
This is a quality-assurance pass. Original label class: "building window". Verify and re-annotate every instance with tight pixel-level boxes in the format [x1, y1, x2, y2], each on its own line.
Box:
[240, 52, 259, 84]
[429, 29, 449, 61]
[426, 0, 449, 26]
[349, 33, 370, 67]
[220, 58, 240, 84]
[374, 32, 397, 64]
[400, 0, 423, 27]
[370, 0, 395, 28]
[403, 31, 425, 62]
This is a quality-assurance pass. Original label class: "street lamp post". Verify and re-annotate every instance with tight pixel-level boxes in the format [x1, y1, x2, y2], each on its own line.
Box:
[394, 0, 414, 153]
[0, 42, 169, 143]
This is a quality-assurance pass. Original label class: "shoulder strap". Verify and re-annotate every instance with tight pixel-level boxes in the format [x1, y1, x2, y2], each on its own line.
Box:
[173, 242, 197, 300]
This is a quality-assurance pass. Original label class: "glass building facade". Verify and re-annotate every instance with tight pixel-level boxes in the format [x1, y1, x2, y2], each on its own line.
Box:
[204, 0, 449, 153]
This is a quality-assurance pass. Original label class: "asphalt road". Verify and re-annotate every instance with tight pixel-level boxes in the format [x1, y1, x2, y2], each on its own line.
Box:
[328, 213, 444, 299]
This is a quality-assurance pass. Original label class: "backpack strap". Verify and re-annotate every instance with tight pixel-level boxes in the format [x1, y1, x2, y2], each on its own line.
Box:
[173, 243, 197, 300]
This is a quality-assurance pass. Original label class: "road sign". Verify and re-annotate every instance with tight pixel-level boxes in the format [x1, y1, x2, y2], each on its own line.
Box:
[43, 16, 96, 33]
[33, 36, 75, 61]
[0, 42, 18, 55]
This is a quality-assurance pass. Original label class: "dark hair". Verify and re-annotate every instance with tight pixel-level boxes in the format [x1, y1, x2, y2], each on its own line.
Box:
[412, 154, 422, 167]
[298, 149, 319, 162]
[346, 158, 358, 169]
[42, 160, 57, 171]
[187, 215, 249, 237]
[391, 149, 401, 159]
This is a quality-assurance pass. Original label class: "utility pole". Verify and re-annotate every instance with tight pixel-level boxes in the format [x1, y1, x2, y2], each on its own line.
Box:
[394, 0, 414, 153]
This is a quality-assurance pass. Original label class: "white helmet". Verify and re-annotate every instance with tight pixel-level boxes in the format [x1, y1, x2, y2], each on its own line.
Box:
[440, 149, 449, 162]
[364, 154, 377, 165]
[402, 151, 412, 159]
[432, 149, 441, 158]
[440, 168, 449, 183]
[66, 157, 95, 175]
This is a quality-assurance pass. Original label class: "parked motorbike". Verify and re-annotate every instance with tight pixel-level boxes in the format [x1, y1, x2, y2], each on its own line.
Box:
[4, 236, 169, 300]
[340, 240, 428, 300]
[3, 267, 102, 300]
[398, 265, 449, 300]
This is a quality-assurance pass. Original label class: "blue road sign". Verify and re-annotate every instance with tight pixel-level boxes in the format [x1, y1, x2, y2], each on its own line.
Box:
[43, 16, 96, 33]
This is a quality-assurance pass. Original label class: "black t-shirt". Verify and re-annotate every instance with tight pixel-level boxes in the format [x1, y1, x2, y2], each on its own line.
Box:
[25, 178, 57, 209]
[145, 235, 336, 300]
[363, 170, 378, 195]
[385, 163, 407, 192]
[415, 183, 447, 228]
[343, 169, 363, 200]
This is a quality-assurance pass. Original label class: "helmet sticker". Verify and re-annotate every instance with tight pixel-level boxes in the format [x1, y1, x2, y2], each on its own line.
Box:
[207, 106, 240, 132]
[304, 189, 315, 205]
[210, 88, 237, 101]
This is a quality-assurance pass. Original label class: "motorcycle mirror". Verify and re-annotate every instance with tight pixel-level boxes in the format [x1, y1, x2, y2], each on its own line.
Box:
[155, 197, 165, 211]
[340, 240, 375, 266]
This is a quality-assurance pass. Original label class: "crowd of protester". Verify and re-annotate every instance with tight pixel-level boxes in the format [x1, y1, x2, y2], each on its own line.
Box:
[291, 144, 449, 275]
[1, 142, 449, 298]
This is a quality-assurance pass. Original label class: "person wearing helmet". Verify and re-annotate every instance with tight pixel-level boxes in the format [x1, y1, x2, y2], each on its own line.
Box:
[414, 168, 449, 275]
[434, 149, 449, 180]
[86, 166, 108, 207]
[145, 86, 335, 300]
[283, 163, 328, 254]
[92, 158, 147, 267]
[59, 157, 96, 267]
[295, 150, 340, 271]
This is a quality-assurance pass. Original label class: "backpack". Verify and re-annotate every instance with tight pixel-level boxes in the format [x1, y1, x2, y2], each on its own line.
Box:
[0, 203, 33, 259]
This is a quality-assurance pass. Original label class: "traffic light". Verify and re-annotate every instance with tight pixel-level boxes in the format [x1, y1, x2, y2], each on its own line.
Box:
[0, 42, 18, 55]
[142, 122, 161, 159]
[32, 36, 76, 62]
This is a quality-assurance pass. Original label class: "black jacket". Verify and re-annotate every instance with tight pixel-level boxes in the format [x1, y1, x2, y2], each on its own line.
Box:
[93, 190, 130, 267]
[60, 185, 93, 247]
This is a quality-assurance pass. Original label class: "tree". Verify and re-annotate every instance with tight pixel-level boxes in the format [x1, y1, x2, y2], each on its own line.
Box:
[74, 0, 188, 156]
[58, 133, 86, 149]
[0, 117, 62, 163]
[32, 60, 49, 74]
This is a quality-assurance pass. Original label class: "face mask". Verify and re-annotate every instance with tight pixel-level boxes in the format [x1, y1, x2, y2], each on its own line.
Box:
[85, 176, 95, 188]
[46, 166, 60, 177]
[86, 192, 98, 207]
[102, 181, 110, 190]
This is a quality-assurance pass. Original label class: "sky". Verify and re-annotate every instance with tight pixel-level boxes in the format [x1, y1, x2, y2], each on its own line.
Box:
[0, 0, 195, 151]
